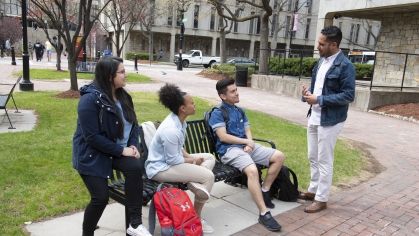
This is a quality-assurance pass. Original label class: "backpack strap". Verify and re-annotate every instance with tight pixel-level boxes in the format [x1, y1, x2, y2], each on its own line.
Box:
[148, 196, 156, 234]
[288, 168, 299, 189]
[218, 105, 244, 131]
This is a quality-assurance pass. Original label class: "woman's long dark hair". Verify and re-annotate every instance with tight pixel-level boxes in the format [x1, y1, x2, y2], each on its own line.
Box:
[158, 83, 186, 115]
[94, 56, 137, 139]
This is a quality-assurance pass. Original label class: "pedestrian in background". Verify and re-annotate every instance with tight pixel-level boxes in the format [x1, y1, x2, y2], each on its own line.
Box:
[45, 39, 52, 62]
[158, 49, 163, 61]
[33, 39, 44, 61]
[299, 25, 355, 213]
[5, 38, 11, 56]
[28, 41, 34, 60]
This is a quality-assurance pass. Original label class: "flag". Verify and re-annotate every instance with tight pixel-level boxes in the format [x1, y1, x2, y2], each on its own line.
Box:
[293, 14, 298, 31]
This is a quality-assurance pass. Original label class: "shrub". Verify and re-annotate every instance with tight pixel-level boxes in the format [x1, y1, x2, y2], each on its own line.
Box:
[354, 64, 373, 79]
[125, 52, 157, 61]
[269, 57, 317, 76]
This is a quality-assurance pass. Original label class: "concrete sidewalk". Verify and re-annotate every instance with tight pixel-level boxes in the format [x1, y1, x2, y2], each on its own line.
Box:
[1, 57, 419, 235]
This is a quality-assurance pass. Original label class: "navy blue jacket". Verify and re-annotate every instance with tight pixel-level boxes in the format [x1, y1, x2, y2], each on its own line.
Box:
[304, 51, 356, 126]
[72, 83, 139, 179]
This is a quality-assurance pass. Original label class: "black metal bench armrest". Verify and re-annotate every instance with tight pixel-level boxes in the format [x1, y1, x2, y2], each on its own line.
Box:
[253, 138, 276, 149]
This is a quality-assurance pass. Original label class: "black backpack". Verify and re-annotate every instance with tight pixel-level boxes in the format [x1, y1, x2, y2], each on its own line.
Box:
[270, 165, 299, 202]
[203, 105, 244, 154]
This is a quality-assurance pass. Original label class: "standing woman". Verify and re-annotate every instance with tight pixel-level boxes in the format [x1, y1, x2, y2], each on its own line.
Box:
[72, 56, 151, 236]
[145, 83, 216, 234]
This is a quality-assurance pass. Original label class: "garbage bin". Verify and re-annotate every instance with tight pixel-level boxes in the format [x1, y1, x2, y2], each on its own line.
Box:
[235, 66, 248, 87]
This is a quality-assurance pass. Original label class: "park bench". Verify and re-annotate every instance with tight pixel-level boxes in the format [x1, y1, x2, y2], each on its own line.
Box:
[76, 61, 96, 73]
[0, 76, 22, 129]
[108, 119, 275, 234]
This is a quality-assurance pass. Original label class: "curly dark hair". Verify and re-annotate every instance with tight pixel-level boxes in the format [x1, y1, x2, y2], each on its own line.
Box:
[158, 83, 187, 115]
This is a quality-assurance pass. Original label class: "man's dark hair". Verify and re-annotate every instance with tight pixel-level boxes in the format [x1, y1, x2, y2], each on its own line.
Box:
[321, 26, 342, 47]
[216, 78, 235, 96]
[158, 83, 187, 115]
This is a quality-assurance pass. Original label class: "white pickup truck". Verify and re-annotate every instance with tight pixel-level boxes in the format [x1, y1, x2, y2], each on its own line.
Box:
[174, 50, 220, 68]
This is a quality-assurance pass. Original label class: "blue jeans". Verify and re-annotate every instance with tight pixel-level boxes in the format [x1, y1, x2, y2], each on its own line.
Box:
[80, 156, 143, 236]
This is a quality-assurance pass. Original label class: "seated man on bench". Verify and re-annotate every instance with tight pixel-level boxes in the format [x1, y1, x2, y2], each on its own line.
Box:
[208, 78, 285, 232]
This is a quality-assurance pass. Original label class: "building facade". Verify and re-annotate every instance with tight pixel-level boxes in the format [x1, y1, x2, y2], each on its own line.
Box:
[110, 0, 378, 62]
[316, 0, 419, 87]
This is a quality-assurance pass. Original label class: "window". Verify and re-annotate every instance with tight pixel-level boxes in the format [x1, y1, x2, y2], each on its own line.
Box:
[167, 41, 170, 52]
[249, 12, 255, 34]
[285, 16, 291, 37]
[141, 39, 145, 50]
[271, 16, 276, 36]
[234, 12, 239, 32]
[305, 18, 311, 39]
[210, 7, 215, 30]
[193, 5, 199, 28]
[168, 16, 172, 26]
[294, 0, 299, 12]
[256, 17, 261, 34]
[366, 25, 372, 45]
[287, 0, 292, 11]
[350, 24, 360, 43]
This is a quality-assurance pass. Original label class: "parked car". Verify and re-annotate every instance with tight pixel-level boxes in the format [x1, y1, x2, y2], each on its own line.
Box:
[174, 50, 220, 68]
[212, 57, 258, 67]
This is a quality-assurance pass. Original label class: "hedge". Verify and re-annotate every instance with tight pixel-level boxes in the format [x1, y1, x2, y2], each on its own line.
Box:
[125, 52, 157, 61]
[268, 57, 373, 79]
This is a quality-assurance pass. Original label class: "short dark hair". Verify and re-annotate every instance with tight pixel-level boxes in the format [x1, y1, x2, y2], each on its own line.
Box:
[216, 78, 235, 96]
[158, 83, 187, 115]
[321, 26, 342, 46]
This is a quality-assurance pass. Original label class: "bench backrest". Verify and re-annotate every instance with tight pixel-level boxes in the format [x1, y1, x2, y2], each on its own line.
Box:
[0, 76, 21, 108]
[136, 119, 219, 177]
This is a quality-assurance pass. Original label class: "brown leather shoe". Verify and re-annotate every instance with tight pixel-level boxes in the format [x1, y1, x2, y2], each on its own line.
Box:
[298, 192, 315, 201]
[304, 200, 327, 213]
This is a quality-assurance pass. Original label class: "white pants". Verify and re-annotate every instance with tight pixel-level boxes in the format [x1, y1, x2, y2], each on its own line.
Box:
[307, 122, 344, 202]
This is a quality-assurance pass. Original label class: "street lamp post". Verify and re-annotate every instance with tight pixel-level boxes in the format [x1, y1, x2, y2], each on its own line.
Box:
[19, 0, 34, 91]
[288, 0, 311, 58]
[177, 7, 185, 71]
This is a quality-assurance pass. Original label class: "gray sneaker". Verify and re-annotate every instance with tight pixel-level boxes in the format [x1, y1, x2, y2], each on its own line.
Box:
[200, 219, 214, 234]
[187, 182, 210, 201]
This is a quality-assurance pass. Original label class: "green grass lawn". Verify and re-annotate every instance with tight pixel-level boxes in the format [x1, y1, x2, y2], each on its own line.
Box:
[0, 91, 366, 235]
[13, 68, 151, 83]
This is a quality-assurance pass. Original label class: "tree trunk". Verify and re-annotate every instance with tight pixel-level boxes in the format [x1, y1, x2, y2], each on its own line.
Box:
[258, 13, 270, 75]
[56, 34, 62, 71]
[69, 59, 78, 91]
[219, 18, 227, 63]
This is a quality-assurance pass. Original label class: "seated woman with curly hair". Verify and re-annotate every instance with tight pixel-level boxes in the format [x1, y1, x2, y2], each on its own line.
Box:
[145, 83, 216, 234]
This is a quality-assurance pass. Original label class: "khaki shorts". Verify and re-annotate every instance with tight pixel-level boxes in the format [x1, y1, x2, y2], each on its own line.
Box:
[221, 143, 275, 171]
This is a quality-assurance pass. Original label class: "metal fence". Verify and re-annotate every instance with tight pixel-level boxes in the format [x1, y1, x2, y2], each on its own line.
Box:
[76, 62, 96, 73]
[257, 48, 419, 91]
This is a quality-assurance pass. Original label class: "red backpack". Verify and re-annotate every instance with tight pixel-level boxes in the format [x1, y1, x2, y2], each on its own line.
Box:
[149, 184, 203, 236]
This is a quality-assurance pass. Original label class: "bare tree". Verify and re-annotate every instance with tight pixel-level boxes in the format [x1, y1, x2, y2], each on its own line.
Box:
[99, 0, 146, 57]
[29, 0, 112, 91]
[0, 17, 22, 46]
[343, 19, 380, 51]
[209, 0, 272, 74]
[269, 0, 289, 57]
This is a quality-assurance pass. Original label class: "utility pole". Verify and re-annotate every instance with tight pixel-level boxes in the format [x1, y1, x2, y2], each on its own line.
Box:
[177, 1, 185, 71]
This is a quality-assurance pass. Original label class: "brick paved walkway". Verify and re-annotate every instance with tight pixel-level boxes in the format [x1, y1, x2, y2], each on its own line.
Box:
[2, 59, 419, 235]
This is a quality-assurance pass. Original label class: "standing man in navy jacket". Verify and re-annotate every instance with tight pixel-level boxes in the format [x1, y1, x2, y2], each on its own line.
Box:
[300, 25, 355, 213]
